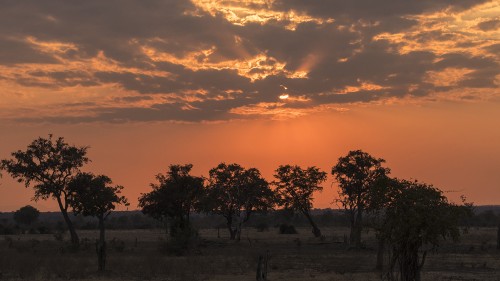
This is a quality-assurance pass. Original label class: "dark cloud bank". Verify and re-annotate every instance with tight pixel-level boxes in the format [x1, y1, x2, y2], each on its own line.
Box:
[1, 0, 498, 123]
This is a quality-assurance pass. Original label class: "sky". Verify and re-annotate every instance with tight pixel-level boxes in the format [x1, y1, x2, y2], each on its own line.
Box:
[0, 0, 499, 212]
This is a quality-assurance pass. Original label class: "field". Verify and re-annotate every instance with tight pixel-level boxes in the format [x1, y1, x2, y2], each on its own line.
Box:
[1, 226, 499, 281]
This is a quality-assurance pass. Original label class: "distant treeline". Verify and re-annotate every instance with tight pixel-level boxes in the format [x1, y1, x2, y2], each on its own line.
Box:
[1, 207, 498, 235]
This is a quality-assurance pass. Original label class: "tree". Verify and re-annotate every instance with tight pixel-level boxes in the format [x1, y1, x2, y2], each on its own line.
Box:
[331, 150, 390, 247]
[380, 179, 472, 281]
[13, 205, 40, 227]
[205, 163, 275, 240]
[0, 135, 89, 246]
[138, 164, 204, 237]
[68, 172, 128, 272]
[273, 165, 327, 238]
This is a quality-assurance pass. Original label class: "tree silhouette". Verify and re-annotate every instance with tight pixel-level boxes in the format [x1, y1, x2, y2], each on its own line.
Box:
[205, 163, 275, 240]
[380, 179, 472, 281]
[138, 164, 204, 237]
[274, 165, 327, 238]
[13, 205, 40, 227]
[68, 172, 128, 272]
[331, 150, 390, 248]
[0, 135, 89, 246]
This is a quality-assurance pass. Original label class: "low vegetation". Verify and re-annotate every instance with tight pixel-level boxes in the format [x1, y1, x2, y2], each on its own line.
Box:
[0, 225, 499, 280]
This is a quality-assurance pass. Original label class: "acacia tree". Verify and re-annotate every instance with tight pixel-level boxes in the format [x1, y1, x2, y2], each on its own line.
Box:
[138, 164, 204, 237]
[331, 150, 390, 247]
[0, 135, 89, 246]
[274, 165, 327, 238]
[381, 179, 471, 281]
[205, 163, 275, 240]
[13, 205, 40, 227]
[68, 172, 128, 272]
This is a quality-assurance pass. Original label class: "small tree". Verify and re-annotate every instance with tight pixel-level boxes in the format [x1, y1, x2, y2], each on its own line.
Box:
[381, 179, 472, 281]
[205, 163, 275, 240]
[68, 173, 128, 272]
[273, 165, 327, 238]
[13, 205, 40, 227]
[138, 164, 204, 238]
[331, 150, 390, 247]
[1, 135, 89, 246]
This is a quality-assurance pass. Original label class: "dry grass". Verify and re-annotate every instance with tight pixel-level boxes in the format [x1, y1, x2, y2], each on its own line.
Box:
[0, 227, 499, 280]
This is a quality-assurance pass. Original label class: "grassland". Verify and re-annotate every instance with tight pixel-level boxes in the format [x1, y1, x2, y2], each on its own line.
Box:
[1, 226, 499, 281]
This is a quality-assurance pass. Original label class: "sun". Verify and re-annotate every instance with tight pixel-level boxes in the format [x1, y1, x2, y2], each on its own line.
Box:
[279, 94, 289, 100]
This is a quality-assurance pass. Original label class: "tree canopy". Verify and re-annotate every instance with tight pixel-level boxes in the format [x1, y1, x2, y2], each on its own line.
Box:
[379, 179, 472, 281]
[68, 173, 128, 219]
[0, 135, 89, 245]
[13, 205, 40, 226]
[138, 164, 204, 236]
[205, 163, 275, 240]
[332, 150, 390, 247]
[273, 165, 327, 237]
[68, 172, 128, 271]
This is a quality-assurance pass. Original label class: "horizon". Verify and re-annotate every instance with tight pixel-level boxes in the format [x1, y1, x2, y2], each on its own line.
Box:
[3, 205, 500, 214]
[1, 0, 499, 212]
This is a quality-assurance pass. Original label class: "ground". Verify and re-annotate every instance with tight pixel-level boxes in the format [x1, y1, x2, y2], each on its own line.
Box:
[0, 227, 499, 280]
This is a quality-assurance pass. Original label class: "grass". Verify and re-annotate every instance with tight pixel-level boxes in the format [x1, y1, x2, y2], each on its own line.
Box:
[0, 227, 499, 280]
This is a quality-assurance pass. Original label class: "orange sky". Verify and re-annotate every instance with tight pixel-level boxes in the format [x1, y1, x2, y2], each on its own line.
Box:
[1, 100, 499, 211]
[0, 0, 499, 211]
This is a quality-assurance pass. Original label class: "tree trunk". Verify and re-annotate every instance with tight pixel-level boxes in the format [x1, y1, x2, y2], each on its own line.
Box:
[236, 222, 242, 241]
[415, 250, 427, 281]
[497, 223, 500, 250]
[397, 242, 421, 281]
[229, 228, 237, 240]
[56, 196, 79, 246]
[303, 210, 321, 237]
[97, 216, 106, 272]
[353, 208, 363, 248]
[227, 217, 237, 240]
[376, 236, 385, 271]
[256, 251, 269, 281]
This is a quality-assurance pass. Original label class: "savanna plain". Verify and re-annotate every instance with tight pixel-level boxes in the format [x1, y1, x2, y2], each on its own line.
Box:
[1, 225, 499, 281]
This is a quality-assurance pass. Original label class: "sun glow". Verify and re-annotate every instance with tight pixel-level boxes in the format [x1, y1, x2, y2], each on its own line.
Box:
[190, 0, 333, 30]
[141, 45, 305, 81]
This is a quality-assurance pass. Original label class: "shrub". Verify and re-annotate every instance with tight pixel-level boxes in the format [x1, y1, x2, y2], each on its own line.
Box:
[255, 223, 269, 232]
[37, 226, 51, 234]
[53, 232, 65, 241]
[110, 237, 126, 252]
[279, 223, 298, 234]
[160, 226, 199, 256]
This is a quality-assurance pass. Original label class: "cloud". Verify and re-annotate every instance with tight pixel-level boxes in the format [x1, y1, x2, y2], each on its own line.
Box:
[1, 0, 498, 123]
[477, 19, 500, 31]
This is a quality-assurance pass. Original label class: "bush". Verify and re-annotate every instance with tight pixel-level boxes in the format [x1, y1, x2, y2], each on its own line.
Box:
[279, 223, 298, 234]
[53, 232, 65, 241]
[37, 226, 51, 234]
[255, 223, 269, 232]
[0, 224, 17, 235]
[110, 237, 126, 252]
[160, 226, 199, 256]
